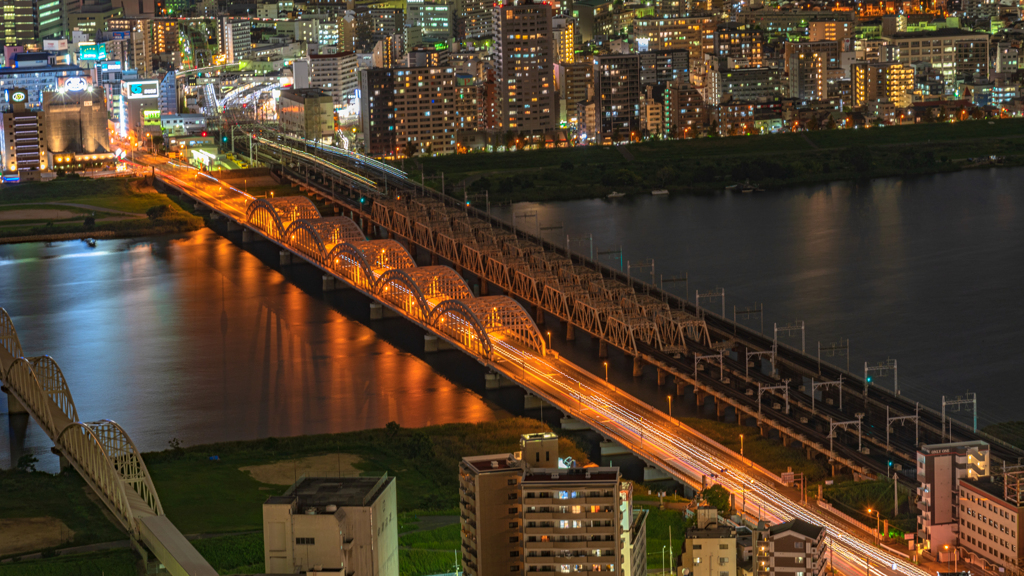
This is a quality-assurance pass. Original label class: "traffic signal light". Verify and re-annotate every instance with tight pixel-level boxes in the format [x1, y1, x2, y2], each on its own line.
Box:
[866, 376, 873, 383]
[201, 131, 207, 137]
[465, 200, 470, 206]
[223, 137, 228, 142]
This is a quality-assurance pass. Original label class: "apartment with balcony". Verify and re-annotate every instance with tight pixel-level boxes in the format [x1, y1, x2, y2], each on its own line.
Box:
[679, 507, 738, 576]
[1, 88, 48, 179]
[917, 441, 990, 553]
[753, 518, 828, 576]
[459, 432, 647, 576]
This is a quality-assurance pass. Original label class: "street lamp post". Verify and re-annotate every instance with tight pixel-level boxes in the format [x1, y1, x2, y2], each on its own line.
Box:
[867, 509, 880, 544]
[667, 395, 673, 419]
[547, 331, 552, 352]
[604, 361, 608, 381]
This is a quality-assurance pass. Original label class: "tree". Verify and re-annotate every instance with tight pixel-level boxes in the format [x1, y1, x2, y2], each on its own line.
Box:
[403, 141, 418, 159]
[16, 454, 38, 472]
[385, 421, 401, 439]
[703, 484, 732, 516]
[147, 204, 172, 220]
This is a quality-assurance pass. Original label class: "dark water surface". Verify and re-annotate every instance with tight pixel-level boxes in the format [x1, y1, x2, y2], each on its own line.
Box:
[0, 228, 504, 471]
[3, 168, 1022, 471]
[495, 169, 1024, 426]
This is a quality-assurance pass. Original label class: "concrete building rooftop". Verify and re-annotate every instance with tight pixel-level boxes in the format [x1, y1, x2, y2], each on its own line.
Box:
[919, 440, 989, 453]
[522, 467, 619, 483]
[888, 28, 988, 38]
[463, 453, 516, 472]
[273, 476, 394, 510]
[769, 518, 825, 539]
[962, 478, 1015, 505]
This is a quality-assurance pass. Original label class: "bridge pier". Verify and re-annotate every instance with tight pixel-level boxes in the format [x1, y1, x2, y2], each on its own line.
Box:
[534, 305, 544, 326]
[242, 229, 255, 243]
[369, 303, 383, 320]
[479, 278, 489, 296]
[657, 368, 666, 386]
[524, 394, 547, 410]
[695, 390, 707, 408]
[430, 253, 438, 265]
[485, 372, 516, 389]
[715, 399, 725, 421]
[279, 250, 293, 266]
[3, 389, 27, 414]
[600, 441, 630, 456]
[559, 417, 589, 431]
[598, 340, 608, 358]
[409, 243, 418, 258]
[322, 275, 346, 292]
[632, 355, 644, 378]
[226, 221, 242, 232]
[644, 466, 673, 482]
[566, 322, 575, 341]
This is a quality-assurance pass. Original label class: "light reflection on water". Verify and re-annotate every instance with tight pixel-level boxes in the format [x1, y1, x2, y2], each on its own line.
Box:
[0, 228, 502, 471]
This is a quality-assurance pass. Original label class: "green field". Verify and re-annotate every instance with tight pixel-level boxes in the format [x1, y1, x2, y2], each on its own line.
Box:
[0, 177, 203, 239]
[823, 479, 916, 534]
[983, 421, 1024, 450]
[413, 119, 1024, 202]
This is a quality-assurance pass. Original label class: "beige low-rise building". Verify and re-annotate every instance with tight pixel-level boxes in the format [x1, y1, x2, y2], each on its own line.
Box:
[278, 88, 335, 142]
[959, 477, 1022, 570]
[753, 519, 828, 576]
[679, 507, 739, 576]
[263, 475, 398, 575]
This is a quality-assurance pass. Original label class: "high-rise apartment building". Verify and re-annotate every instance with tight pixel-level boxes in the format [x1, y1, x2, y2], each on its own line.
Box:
[2, 0, 64, 47]
[594, 53, 640, 142]
[459, 433, 646, 576]
[552, 17, 577, 64]
[786, 51, 827, 101]
[455, 73, 477, 132]
[461, 0, 492, 39]
[852, 61, 914, 108]
[278, 88, 335, 141]
[663, 80, 704, 137]
[633, 16, 715, 61]
[394, 66, 456, 155]
[713, 24, 764, 67]
[218, 17, 251, 63]
[555, 61, 593, 122]
[639, 49, 689, 88]
[807, 20, 852, 43]
[494, 0, 557, 134]
[359, 67, 396, 156]
[310, 51, 358, 109]
[916, 441, 990, 553]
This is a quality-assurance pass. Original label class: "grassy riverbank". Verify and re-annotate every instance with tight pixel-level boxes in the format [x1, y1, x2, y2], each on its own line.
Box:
[413, 119, 1024, 202]
[1, 413, 824, 574]
[0, 177, 202, 242]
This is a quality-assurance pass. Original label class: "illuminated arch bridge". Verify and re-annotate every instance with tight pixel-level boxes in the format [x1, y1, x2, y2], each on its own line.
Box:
[241, 203, 546, 359]
[0, 309, 216, 576]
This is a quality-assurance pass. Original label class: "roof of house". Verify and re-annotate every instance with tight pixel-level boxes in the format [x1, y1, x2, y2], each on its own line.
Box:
[769, 518, 825, 540]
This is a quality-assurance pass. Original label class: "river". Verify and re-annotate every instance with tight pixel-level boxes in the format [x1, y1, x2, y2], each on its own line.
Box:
[0, 228, 506, 471]
[3, 168, 1022, 471]
[494, 168, 1024, 427]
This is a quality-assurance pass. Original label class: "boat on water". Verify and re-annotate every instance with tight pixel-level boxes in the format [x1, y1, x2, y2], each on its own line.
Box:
[84, 238, 97, 247]
[724, 184, 738, 191]
[652, 189, 669, 196]
[738, 184, 765, 193]
[607, 191, 626, 198]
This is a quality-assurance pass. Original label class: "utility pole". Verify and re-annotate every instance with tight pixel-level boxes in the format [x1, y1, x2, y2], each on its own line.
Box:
[660, 272, 689, 301]
[774, 321, 805, 354]
[818, 338, 849, 374]
[734, 303, 764, 334]
[811, 376, 843, 412]
[696, 287, 725, 317]
[865, 358, 898, 394]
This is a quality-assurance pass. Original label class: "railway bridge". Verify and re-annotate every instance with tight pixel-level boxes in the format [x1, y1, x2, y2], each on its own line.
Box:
[224, 128, 1023, 479]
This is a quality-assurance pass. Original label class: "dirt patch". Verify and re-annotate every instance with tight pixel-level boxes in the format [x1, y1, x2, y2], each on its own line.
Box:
[0, 517, 74, 556]
[241, 454, 364, 486]
[0, 209, 80, 222]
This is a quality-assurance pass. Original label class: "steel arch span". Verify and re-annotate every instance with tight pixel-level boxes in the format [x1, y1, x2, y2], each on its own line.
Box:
[356, 239, 416, 271]
[375, 266, 473, 321]
[327, 242, 376, 289]
[245, 196, 321, 240]
[284, 216, 365, 266]
[29, 355, 79, 424]
[0, 307, 22, 364]
[430, 296, 546, 359]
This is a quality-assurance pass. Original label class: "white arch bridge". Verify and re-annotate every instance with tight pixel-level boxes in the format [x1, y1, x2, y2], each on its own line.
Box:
[0, 309, 217, 576]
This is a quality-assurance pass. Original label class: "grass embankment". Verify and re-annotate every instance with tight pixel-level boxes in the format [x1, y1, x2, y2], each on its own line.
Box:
[983, 421, 1024, 450]
[414, 119, 1024, 202]
[823, 479, 916, 534]
[678, 417, 828, 480]
[0, 177, 202, 240]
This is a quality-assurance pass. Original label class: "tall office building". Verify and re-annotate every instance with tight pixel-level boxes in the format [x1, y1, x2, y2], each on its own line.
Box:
[1, 88, 48, 178]
[494, 0, 556, 134]
[851, 61, 914, 108]
[218, 17, 251, 63]
[2, 0, 65, 46]
[43, 78, 113, 170]
[594, 54, 640, 142]
[459, 433, 647, 576]
[552, 17, 577, 64]
[310, 51, 359, 109]
[359, 67, 396, 156]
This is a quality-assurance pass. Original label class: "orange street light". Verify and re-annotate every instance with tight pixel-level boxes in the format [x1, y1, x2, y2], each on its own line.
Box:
[603, 361, 608, 381]
[667, 394, 673, 418]
[546, 331, 552, 351]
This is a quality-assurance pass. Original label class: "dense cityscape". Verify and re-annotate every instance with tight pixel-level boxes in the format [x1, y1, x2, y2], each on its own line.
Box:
[0, 0, 1022, 574]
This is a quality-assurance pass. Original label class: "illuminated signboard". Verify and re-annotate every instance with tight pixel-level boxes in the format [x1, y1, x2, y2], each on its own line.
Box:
[64, 77, 89, 91]
[79, 43, 107, 61]
[126, 80, 159, 99]
[11, 91, 27, 103]
[143, 109, 161, 126]
[100, 61, 122, 71]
